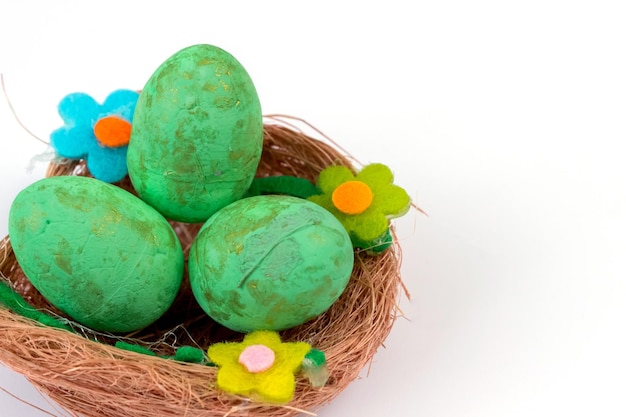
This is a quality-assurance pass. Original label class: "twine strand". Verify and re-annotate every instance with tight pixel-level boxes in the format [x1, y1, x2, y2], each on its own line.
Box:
[0, 74, 49, 145]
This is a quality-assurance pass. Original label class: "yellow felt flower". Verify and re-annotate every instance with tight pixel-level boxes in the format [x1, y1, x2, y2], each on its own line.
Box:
[308, 163, 411, 254]
[207, 331, 311, 404]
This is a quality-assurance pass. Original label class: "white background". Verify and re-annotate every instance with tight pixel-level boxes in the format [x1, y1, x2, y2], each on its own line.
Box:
[1, 1, 625, 416]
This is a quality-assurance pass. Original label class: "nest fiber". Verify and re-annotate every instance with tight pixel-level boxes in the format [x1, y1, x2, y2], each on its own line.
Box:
[0, 118, 406, 417]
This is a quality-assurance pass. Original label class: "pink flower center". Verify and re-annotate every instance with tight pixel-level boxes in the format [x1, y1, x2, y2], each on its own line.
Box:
[238, 344, 275, 373]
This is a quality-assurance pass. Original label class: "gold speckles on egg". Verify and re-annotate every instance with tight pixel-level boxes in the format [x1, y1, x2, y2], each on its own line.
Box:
[126, 44, 263, 223]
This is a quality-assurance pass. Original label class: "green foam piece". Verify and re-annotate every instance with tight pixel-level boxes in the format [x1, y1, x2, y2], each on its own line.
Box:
[174, 346, 207, 364]
[1, 282, 210, 366]
[303, 348, 327, 367]
[351, 227, 393, 256]
[36, 314, 71, 330]
[246, 176, 320, 199]
[114, 341, 157, 356]
[301, 348, 330, 388]
[0, 280, 73, 332]
[0, 280, 35, 318]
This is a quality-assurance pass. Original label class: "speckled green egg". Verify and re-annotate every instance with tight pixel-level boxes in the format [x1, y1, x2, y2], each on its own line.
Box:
[8, 176, 184, 333]
[127, 44, 263, 223]
[188, 195, 354, 333]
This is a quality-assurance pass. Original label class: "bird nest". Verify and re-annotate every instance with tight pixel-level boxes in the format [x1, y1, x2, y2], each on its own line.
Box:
[0, 116, 407, 417]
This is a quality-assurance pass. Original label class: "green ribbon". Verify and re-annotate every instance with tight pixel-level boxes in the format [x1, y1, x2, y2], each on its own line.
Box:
[246, 176, 320, 199]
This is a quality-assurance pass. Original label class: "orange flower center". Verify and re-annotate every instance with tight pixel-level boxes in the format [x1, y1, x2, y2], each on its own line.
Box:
[332, 180, 374, 215]
[94, 116, 132, 147]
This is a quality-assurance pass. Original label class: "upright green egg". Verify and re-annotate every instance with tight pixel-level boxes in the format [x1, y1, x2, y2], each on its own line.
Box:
[189, 195, 355, 333]
[127, 44, 263, 223]
[8, 176, 184, 333]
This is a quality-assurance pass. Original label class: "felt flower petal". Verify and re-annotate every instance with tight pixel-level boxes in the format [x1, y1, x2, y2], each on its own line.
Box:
[86, 145, 129, 183]
[101, 90, 140, 120]
[50, 89, 139, 183]
[244, 330, 283, 347]
[317, 166, 355, 194]
[274, 341, 312, 372]
[342, 209, 390, 243]
[216, 362, 256, 395]
[356, 163, 394, 187]
[57, 93, 100, 127]
[50, 126, 92, 159]
[256, 368, 298, 404]
[306, 192, 333, 212]
[370, 183, 411, 217]
[207, 331, 312, 404]
[308, 162, 411, 254]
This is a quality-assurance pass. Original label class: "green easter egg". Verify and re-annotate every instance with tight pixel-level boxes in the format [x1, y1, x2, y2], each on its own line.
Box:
[188, 195, 354, 333]
[8, 176, 184, 333]
[127, 44, 263, 223]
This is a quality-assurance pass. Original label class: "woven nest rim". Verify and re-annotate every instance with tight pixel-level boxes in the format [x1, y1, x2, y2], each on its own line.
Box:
[0, 115, 407, 417]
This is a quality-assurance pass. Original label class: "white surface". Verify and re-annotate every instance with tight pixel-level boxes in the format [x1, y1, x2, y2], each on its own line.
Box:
[1, 1, 626, 416]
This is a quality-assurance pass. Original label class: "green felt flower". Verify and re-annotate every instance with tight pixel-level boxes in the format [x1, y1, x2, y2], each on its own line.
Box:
[308, 163, 410, 254]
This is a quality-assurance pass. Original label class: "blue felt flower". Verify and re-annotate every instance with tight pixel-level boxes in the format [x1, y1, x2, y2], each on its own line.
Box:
[50, 89, 139, 183]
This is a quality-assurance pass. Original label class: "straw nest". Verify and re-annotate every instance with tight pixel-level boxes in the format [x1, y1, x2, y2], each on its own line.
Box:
[0, 116, 407, 417]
